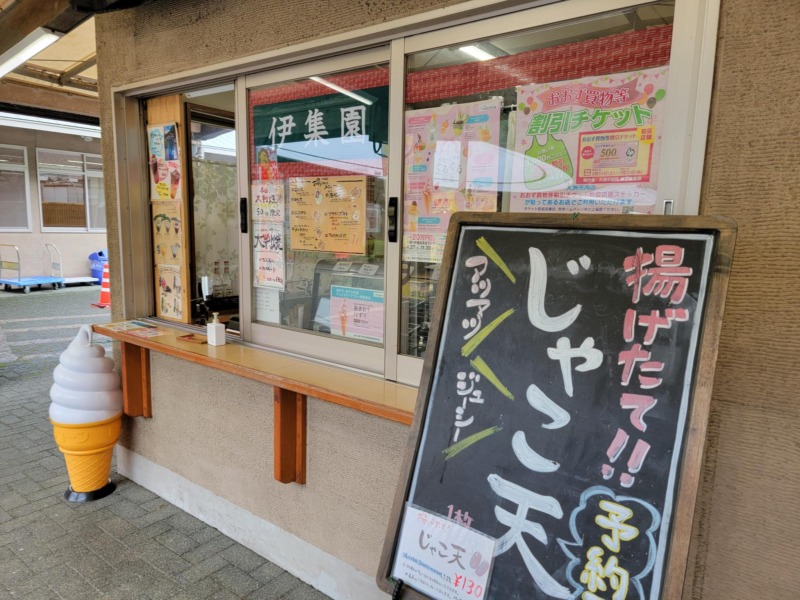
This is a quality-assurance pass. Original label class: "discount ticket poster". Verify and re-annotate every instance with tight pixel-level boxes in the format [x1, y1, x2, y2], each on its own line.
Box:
[510, 66, 669, 215]
[403, 98, 501, 263]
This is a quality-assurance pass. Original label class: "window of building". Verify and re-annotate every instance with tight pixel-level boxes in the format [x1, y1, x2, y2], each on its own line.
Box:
[0, 145, 30, 230]
[244, 50, 390, 371]
[400, 3, 675, 357]
[117, 0, 717, 385]
[37, 148, 106, 230]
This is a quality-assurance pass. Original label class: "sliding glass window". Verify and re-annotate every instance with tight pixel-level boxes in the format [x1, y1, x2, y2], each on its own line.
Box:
[400, 3, 675, 357]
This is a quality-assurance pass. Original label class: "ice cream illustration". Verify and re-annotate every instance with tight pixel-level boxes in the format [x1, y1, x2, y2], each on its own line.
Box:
[408, 200, 418, 232]
[150, 155, 160, 183]
[49, 325, 123, 501]
[170, 167, 181, 199]
[422, 181, 432, 215]
[339, 300, 349, 337]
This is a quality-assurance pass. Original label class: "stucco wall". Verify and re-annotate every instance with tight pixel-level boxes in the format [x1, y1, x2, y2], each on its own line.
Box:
[96, 0, 800, 597]
[120, 354, 409, 574]
[0, 126, 106, 278]
[682, 0, 799, 597]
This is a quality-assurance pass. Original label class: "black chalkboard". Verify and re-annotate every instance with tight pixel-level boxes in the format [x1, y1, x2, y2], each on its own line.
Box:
[379, 214, 736, 600]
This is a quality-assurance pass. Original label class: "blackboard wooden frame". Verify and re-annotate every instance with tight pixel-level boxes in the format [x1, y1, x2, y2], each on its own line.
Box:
[378, 213, 736, 600]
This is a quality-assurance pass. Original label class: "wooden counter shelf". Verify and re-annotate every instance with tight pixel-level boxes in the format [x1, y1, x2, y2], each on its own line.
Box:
[93, 321, 417, 485]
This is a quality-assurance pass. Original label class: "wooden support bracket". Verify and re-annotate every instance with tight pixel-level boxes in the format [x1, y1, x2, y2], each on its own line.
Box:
[273, 387, 307, 485]
[120, 341, 152, 418]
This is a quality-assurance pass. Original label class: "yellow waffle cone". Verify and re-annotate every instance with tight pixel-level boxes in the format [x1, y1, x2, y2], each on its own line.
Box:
[51, 414, 121, 493]
[63, 447, 115, 492]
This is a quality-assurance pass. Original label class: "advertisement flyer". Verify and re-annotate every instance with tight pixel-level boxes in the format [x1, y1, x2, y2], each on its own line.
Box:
[254, 145, 279, 182]
[157, 264, 183, 320]
[151, 200, 182, 266]
[329, 285, 384, 343]
[148, 123, 183, 201]
[403, 98, 501, 264]
[253, 221, 286, 289]
[289, 177, 368, 254]
[510, 67, 668, 214]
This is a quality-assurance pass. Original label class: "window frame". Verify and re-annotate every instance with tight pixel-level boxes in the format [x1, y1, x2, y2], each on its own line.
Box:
[36, 147, 107, 233]
[110, 0, 720, 385]
[0, 144, 32, 232]
[240, 47, 392, 375]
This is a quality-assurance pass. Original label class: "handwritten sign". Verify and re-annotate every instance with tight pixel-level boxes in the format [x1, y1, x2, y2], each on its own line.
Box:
[380, 214, 736, 600]
[289, 176, 368, 254]
[253, 221, 286, 289]
[252, 181, 285, 222]
[392, 504, 497, 600]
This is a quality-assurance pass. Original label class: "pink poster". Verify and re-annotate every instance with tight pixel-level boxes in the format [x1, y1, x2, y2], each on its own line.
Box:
[403, 98, 502, 263]
[510, 67, 669, 214]
[329, 285, 384, 343]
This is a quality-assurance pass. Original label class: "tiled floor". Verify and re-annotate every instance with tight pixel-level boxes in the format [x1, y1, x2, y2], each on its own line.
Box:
[0, 285, 330, 599]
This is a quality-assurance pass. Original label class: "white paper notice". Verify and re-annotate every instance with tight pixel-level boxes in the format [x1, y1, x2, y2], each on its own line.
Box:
[392, 504, 497, 600]
[254, 287, 280, 324]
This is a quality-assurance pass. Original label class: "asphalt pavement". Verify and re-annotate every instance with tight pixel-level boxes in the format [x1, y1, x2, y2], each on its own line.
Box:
[0, 284, 328, 599]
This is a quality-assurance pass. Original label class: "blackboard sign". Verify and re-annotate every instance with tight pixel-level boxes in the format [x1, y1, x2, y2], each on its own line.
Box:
[379, 214, 736, 600]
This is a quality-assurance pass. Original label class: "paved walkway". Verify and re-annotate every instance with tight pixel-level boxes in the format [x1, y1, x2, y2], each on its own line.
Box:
[0, 285, 329, 599]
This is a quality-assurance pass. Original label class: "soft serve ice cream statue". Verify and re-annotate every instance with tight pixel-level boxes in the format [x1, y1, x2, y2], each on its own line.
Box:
[50, 325, 123, 501]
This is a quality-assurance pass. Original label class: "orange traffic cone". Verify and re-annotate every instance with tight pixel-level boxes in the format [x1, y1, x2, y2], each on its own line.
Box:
[92, 262, 110, 308]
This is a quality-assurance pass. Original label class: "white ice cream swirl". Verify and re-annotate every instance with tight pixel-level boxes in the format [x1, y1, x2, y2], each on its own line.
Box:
[49, 325, 123, 424]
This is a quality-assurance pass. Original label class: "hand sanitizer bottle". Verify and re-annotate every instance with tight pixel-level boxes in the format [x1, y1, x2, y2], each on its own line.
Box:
[207, 312, 226, 346]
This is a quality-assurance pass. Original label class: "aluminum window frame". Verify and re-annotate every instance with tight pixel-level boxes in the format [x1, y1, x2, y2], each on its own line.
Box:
[36, 147, 108, 233]
[0, 144, 32, 232]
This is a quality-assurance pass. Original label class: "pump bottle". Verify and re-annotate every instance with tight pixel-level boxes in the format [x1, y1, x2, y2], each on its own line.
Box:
[207, 312, 226, 346]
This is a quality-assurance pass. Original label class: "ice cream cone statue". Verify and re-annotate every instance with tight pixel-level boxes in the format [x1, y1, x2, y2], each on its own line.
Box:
[50, 325, 123, 502]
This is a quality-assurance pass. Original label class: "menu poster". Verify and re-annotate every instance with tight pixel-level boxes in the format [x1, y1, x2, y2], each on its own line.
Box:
[403, 98, 501, 263]
[151, 200, 183, 266]
[289, 177, 368, 254]
[329, 285, 384, 343]
[253, 221, 286, 289]
[510, 67, 669, 214]
[148, 123, 183, 201]
[157, 264, 183, 320]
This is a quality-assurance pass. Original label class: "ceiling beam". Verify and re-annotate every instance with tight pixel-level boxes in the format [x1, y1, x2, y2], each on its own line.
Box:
[59, 55, 97, 86]
[0, 79, 99, 117]
[11, 64, 98, 93]
[0, 1, 90, 57]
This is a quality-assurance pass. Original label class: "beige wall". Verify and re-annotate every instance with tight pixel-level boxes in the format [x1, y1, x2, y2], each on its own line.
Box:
[121, 354, 408, 574]
[682, 0, 799, 597]
[97, 0, 799, 596]
[0, 126, 106, 278]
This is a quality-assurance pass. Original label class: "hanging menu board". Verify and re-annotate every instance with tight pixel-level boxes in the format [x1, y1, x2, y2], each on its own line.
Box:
[379, 214, 736, 600]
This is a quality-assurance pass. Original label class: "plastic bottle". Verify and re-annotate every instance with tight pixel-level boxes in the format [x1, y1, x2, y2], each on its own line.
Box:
[211, 261, 222, 297]
[207, 312, 226, 346]
[222, 261, 232, 297]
